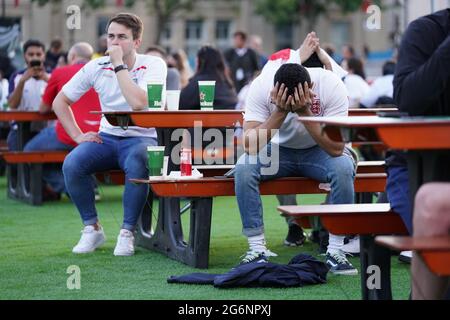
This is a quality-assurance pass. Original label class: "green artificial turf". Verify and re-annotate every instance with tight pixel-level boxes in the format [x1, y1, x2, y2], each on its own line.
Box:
[0, 176, 411, 300]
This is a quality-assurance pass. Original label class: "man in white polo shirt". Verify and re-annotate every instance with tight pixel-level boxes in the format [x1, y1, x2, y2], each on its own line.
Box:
[234, 39, 358, 275]
[53, 13, 167, 256]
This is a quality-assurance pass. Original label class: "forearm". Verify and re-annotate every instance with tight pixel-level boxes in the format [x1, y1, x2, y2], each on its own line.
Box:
[53, 92, 83, 140]
[39, 102, 52, 114]
[7, 82, 25, 109]
[115, 71, 148, 110]
[300, 109, 344, 157]
[244, 110, 288, 154]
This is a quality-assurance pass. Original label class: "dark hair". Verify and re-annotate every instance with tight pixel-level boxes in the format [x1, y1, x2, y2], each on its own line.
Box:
[233, 31, 247, 41]
[23, 39, 45, 54]
[382, 60, 396, 76]
[343, 44, 355, 56]
[197, 45, 234, 88]
[273, 63, 311, 96]
[50, 39, 63, 50]
[146, 45, 167, 58]
[107, 13, 143, 40]
[347, 57, 366, 80]
[302, 52, 324, 68]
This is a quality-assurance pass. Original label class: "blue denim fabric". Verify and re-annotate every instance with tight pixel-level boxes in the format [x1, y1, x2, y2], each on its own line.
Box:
[234, 144, 355, 236]
[23, 126, 74, 193]
[62, 132, 157, 231]
[386, 165, 412, 234]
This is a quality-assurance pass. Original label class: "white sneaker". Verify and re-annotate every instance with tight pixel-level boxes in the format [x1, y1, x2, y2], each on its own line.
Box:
[113, 229, 135, 256]
[72, 225, 106, 254]
[342, 236, 360, 256]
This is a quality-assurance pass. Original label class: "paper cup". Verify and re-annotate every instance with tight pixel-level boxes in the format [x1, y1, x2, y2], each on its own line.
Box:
[147, 82, 164, 109]
[198, 80, 216, 110]
[147, 146, 165, 177]
[166, 90, 180, 111]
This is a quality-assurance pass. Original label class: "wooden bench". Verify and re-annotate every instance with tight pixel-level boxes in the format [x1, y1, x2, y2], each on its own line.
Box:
[277, 203, 408, 300]
[1, 151, 131, 205]
[129, 172, 387, 270]
[376, 235, 450, 276]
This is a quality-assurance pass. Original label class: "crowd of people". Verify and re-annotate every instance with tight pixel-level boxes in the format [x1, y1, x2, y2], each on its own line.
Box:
[0, 9, 448, 300]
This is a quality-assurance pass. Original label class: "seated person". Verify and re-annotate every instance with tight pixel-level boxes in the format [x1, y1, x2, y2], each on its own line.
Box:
[234, 46, 358, 275]
[7, 39, 49, 150]
[412, 183, 450, 300]
[173, 46, 238, 167]
[360, 61, 396, 108]
[145, 45, 181, 90]
[23, 42, 101, 199]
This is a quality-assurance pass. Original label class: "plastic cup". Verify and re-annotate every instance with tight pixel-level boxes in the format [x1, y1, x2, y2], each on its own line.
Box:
[147, 82, 164, 109]
[198, 80, 216, 110]
[166, 90, 180, 111]
[147, 146, 165, 177]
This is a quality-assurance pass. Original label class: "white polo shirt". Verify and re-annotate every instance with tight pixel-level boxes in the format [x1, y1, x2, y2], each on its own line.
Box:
[63, 54, 167, 138]
[244, 49, 349, 149]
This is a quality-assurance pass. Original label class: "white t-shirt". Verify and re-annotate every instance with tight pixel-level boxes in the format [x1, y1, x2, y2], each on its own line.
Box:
[12, 74, 47, 111]
[360, 74, 394, 108]
[343, 74, 370, 108]
[63, 54, 167, 138]
[244, 49, 349, 149]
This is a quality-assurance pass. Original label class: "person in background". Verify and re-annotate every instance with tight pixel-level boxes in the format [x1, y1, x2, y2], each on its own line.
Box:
[224, 31, 261, 93]
[249, 35, 268, 68]
[7, 39, 49, 151]
[341, 57, 369, 108]
[23, 42, 101, 201]
[92, 34, 108, 59]
[168, 49, 193, 89]
[145, 45, 181, 90]
[340, 44, 356, 64]
[360, 61, 396, 108]
[45, 38, 65, 71]
[387, 8, 450, 268]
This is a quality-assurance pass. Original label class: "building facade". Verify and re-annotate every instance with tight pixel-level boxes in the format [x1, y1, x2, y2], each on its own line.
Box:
[1, 0, 449, 69]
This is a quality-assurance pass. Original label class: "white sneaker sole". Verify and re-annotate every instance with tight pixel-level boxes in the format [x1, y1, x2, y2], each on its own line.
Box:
[329, 269, 359, 276]
[113, 249, 135, 256]
[72, 236, 106, 254]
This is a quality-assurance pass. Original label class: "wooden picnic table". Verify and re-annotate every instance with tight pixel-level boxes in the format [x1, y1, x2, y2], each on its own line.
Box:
[298, 115, 450, 299]
[94, 110, 244, 129]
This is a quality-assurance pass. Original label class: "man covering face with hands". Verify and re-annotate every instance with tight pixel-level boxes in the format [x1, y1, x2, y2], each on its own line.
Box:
[234, 39, 358, 276]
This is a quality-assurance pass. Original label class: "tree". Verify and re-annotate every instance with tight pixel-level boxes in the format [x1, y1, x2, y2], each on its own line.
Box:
[254, 0, 383, 32]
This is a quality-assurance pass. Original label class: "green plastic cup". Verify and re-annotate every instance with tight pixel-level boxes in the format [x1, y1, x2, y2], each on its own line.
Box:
[147, 82, 164, 109]
[147, 146, 165, 177]
[198, 80, 216, 110]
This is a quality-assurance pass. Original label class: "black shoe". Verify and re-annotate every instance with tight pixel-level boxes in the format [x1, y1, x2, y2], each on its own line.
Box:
[284, 224, 306, 246]
[326, 251, 358, 275]
[318, 229, 329, 255]
[308, 230, 320, 244]
[398, 251, 412, 264]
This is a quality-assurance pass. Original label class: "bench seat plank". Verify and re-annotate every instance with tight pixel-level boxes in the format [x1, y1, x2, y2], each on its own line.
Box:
[1, 151, 68, 163]
[131, 173, 387, 197]
[376, 235, 450, 276]
[278, 203, 408, 235]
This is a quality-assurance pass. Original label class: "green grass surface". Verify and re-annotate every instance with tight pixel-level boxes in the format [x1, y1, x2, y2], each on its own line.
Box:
[0, 176, 411, 300]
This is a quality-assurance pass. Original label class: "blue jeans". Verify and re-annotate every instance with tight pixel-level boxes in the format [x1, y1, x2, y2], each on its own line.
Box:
[234, 144, 355, 236]
[386, 165, 412, 234]
[24, 126, 74, 193]
[62, 132, 157, 231]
